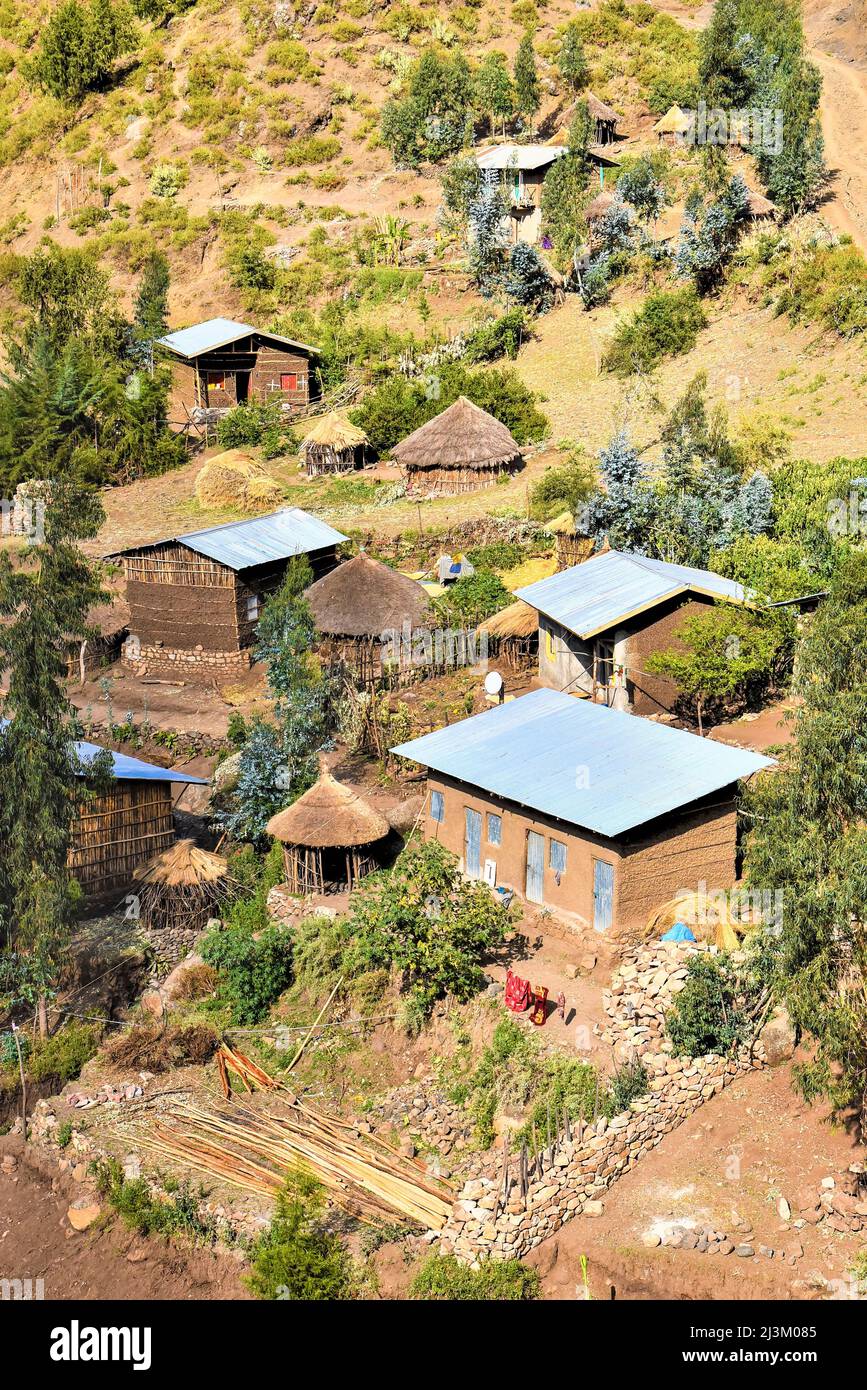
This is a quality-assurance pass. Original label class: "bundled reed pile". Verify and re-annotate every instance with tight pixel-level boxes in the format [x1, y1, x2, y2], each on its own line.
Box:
[132, 838, 234, 936]
[139, 1096, 455, 1228]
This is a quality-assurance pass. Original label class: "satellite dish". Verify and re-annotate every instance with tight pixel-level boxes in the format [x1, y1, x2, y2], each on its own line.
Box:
[484, 670, 504, 696]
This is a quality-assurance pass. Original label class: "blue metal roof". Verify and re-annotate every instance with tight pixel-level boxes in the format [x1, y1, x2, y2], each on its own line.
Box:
[110, 509, 349, 571]
[156, 317, 317, 359]
[515, 550, 749, 638]
[0, 721, 207, 785]
[391, 688, 772, 838]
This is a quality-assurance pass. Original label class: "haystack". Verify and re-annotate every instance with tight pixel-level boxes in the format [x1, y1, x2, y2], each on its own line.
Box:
[392, 396, 523, 497]
[743, 186, 777, 219]
[133, 839, 233, 936]
[194, 450, 283, 514]
[300, 414, 368, 477]
[266, 768, 390, 894]
[476, 600, 538, 671]
[645, 890, 759, 952]
[305, 552, 431, 683]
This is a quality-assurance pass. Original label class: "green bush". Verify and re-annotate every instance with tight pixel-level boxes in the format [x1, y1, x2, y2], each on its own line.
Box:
[27, 1020, 101, 1082]
[435, 569, 512, 627]
[777, 243, 867, 339]
[605, 287, 707, 377]
[463, 309, 527, 364]
[92, 1158, 218, 1242]
[529, 447, 595, 520]
[603, 1054, 649, 1115]
[201, 879, 293, 1025]
[465, 540, 527, 571]
[29, 0, 138, 105]
[246, 1168, 357, 1299]
[665, 954, 748, 1056]
[409, 1254, 539, 1300]
[216, 399, 296, 459]
[284, 136, 341, 168]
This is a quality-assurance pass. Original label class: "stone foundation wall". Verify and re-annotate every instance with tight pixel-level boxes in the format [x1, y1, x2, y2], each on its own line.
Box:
[141, 922, 207, 975]
[436, 940, 767, 1263]
[122, 640, 252, 680]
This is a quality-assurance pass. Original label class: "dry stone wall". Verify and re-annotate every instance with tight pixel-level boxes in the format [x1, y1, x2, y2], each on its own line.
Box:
[435, 940, 767, 1263]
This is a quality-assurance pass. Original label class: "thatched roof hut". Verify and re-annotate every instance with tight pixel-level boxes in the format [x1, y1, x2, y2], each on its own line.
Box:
[392, 396, 523, 497]
[305, 553, 433, 684]
[476, 600, 538, 671]
[585, 190, 616, 223]
[300, 414, 369, 477]
[743, 186, 777, 219]
[133, 839, 232, 943]
[654, 104, 691, 141]
[586, 92, 620, 143]
[267, 768, 390, 894]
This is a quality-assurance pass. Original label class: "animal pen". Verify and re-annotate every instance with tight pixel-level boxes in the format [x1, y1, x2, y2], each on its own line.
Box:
[300, 413, 369, 476]
[392, 395, 523, 497]
[266, 767, 390, 894]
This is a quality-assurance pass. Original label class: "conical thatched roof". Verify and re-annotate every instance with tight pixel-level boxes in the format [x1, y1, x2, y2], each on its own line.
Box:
[266, 769, 390, 849]
[585, 190, 616, 222]
[654, 104, 691, 135]
[476, 600, 538, 640]
[743, 185, 776, 217]
[133, 838, 228, 888]
[301, 413, 368, 452]
[586, 92, 619, 125]
[392, 396, 522, 472]
[305, 553, 431, 637]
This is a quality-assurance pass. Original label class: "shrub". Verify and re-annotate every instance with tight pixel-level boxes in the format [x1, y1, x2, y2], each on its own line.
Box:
[149, 162, 187, 198]
[465, 539, 526, 571]
[30, 0, 137, 105]
[463, 309, 527, 363]
[603, 1054, 649, 1115]
[529, 447, 595, 521]
[345, 840, 509, 1018]
[245, 1167, 357, 1299]
[435, 569, 512, 627]
[604, 287, 707, 376]
[201, 917, 294, 1025]
[284, 136, 341, 167]
[92, 1158, 219, 1242]
[665, 954, 748, 1056]
[216, 399, 296, 458]
[777, 243, 867, 339]
[409, 1254, 539, 1300]
[27, 1020, 101, 1082]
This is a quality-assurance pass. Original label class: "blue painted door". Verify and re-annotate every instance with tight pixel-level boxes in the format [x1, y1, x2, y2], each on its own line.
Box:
[593, 859, 614, 933]
[464, 809, 482, 878]
[526, 831, 545, 904]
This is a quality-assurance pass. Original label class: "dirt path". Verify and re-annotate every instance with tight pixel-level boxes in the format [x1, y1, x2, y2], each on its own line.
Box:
[811, 46, 867, 252]
[0, 1138, 249, 1301]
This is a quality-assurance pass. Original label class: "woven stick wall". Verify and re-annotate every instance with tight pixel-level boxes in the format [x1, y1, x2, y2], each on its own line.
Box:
[69, 780, 176, 896]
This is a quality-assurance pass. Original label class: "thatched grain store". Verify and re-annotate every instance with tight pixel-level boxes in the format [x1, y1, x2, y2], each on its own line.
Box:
[107, 508, 348, 680]
[133, 839, 232, 962]
[586, 92, 620, 144]
[392, 396, 523, 497]
[305, 552, 432, 684]
[300, 414, 369, 477]
[266, 768, 390, 894]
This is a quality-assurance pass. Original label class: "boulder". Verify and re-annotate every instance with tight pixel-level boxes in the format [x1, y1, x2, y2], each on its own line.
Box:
[757, 1006, 796, 1065]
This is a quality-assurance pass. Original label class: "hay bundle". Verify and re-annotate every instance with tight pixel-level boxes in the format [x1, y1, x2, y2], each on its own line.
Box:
[133, 839, 233, 936]
[194, 450, 283, 514]
[645, 890, 758, 952]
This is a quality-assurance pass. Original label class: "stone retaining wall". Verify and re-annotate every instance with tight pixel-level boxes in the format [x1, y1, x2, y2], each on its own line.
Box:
[436, 940, 767, 1263]
[121, 640, 252, 679]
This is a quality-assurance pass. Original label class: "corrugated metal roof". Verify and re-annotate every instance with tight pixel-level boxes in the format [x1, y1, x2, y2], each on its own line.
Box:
[0, 721, 207, 784]
[391, 688, 772, 838]
[108, 509, 349, 571]
[156, 317, 318, 358]
[476, 144, 567, 171]
[515, 550, 749, 638]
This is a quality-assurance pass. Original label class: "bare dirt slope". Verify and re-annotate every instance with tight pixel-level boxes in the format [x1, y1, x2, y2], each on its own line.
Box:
[526, 1064, 867, 1301]
[0, 1137, 249, 1301]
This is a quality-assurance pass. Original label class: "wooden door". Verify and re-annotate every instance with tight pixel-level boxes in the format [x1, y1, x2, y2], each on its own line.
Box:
[464, 808, 482, 878]
[593, 858, 614, 933]
[526, 830, 544, 904]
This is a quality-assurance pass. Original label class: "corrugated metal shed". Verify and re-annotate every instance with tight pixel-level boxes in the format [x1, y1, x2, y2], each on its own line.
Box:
[516, 550, 749, 638]
[107, 509, 349, 572]
[0, 720, 207, 784]
[391, 688, 772, 838]
[157, 317, 318, 359]
[476, 144, 567, 172]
